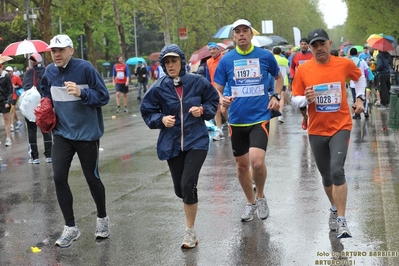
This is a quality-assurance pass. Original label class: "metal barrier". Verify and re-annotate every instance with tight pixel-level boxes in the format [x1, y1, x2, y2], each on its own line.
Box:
[388, 85, 399, 129]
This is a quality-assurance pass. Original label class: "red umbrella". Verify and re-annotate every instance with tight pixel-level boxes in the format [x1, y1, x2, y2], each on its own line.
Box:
[2, 40, 50, 56]
[148, 52, 161, 61]
[189, 43, 227, 63]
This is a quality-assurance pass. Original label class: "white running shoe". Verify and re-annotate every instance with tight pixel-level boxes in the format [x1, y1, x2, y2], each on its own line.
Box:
[55, 225, 81, 247]
[256, 197, 269, 220]
[95, 216, 110, 239]
[241, 203, 257, 222]
[5, 138, 12, 147]
[15, 120, 23, 130]
[336, 218, 352, 239]
[181, 227, 198, 249]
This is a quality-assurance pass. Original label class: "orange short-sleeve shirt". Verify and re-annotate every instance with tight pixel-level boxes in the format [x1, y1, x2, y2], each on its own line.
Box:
[292, 56, 362, 136]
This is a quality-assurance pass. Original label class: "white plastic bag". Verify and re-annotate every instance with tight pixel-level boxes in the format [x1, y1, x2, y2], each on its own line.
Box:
[18, 86, 41, 122]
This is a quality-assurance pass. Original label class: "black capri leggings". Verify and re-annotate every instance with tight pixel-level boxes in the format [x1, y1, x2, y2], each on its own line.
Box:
[167, 150, 207, 204]
[308, 130, 350, 187]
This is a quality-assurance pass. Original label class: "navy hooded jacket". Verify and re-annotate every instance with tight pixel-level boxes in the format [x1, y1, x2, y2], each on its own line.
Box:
[140, 44, 219, 160]
[376, 51, 392, 75]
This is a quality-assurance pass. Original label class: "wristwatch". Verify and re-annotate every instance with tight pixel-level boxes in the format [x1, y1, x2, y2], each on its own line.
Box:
[272, 93, 281, 101]
[357, 94, 366, 101]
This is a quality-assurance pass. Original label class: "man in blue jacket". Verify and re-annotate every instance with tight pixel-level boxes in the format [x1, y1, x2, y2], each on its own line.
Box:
[41, 34, 110, 248]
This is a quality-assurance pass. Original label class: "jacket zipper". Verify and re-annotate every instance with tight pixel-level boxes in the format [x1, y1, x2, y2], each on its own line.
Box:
[176, 86, 184, 151]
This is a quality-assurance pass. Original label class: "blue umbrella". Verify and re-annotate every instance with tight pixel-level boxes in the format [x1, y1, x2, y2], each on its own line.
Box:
[126, 57, 146, 65]
[102, 62, 111, 66]
[212, 24, 260, 39]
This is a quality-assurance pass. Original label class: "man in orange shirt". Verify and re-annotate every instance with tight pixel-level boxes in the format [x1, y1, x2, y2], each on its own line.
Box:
[291, 28, 366, 239]
[206, 42, 227, 140]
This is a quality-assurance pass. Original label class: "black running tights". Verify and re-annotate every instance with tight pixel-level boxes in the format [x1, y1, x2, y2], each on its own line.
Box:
[52, 135, 106, 226]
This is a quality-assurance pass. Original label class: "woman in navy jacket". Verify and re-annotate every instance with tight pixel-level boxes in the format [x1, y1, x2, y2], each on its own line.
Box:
[141, 44, 219, 249]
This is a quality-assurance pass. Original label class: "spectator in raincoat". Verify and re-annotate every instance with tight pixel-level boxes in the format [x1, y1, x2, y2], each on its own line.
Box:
[22, 53, 52, 164]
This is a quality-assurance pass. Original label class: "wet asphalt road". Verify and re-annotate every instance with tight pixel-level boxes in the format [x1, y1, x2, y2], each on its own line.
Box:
[1, 89, 399, 266]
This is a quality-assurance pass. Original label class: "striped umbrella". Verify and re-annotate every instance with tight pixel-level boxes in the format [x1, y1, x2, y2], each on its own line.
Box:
[366, 34, 397, 52]
[2, 40, 50, 56]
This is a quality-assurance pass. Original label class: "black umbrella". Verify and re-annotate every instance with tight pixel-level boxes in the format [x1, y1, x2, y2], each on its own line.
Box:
[268, 35, 289, 46]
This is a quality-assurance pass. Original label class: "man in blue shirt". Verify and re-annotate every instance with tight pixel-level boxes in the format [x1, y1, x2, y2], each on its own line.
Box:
[214, 19, 283, 222]
[358, 46, 371, 62]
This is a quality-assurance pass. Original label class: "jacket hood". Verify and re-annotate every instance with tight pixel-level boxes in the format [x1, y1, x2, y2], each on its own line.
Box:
[159, 44, 186, 77]
[380, 51, 391, 59]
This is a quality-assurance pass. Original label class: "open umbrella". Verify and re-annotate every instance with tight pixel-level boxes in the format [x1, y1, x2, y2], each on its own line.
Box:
[126, 57, 146, 65]
[189, 60, 201, 73]
[2, 40, 50, 56]
[344, 45, 364, 55]
[268, 35, 289, 46]
[212, 24, 260, 39]
[189, 43, 227, 63]
[148, 52, 161, 61]
[366, 34, 397, 52]
[339, 41, 353, 49]
[0, 54, 13, 64]
[389, 45, 399, 56]
[251, 36, 273, 48]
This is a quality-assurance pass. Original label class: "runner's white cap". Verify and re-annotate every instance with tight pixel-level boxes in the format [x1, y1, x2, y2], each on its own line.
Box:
[48, 34, 74, 48]
[232, 19, 252, 30]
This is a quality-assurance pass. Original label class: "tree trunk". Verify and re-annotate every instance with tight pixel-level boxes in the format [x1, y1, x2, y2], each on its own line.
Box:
[164, 30, 171, 45]
[38, 0, 52, 65]
[112, 0, 127, 59]
[84, 22, 96, 68]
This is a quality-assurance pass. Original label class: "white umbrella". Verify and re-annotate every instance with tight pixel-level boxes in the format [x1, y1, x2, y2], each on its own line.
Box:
[251, 36, 273, 48]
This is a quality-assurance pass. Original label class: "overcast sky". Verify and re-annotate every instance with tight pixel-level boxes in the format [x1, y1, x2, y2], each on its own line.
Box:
[318, 0, 348, 28]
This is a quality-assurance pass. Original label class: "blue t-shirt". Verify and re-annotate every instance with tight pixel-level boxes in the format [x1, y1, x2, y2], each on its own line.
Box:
[359, 52, 371, 62]
[214, 47, 279, 125]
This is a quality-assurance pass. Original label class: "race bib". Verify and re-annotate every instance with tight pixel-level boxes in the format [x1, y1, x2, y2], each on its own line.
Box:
[314, 82, 341, 112]
[116, 71, 125, 79]
[233, 58, 261, 85]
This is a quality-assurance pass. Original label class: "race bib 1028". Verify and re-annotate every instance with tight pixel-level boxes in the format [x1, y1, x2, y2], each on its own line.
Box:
[314, 82, 341, 112]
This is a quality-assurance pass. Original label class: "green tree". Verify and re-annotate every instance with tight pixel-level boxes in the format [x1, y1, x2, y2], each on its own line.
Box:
[343, 0, 399, 46]
[12, 0, 399, 70]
